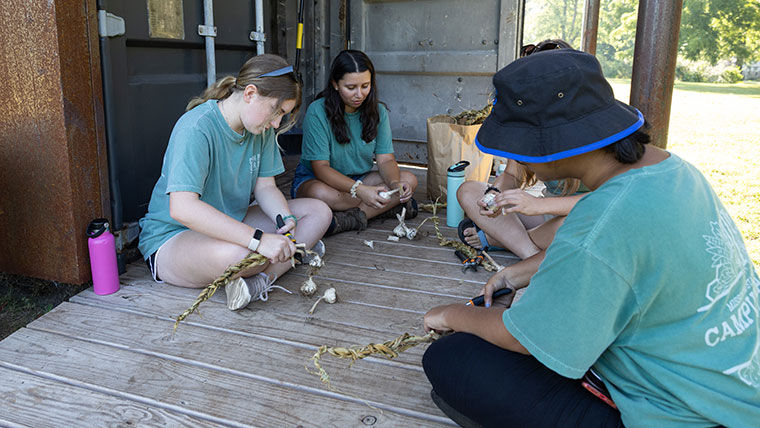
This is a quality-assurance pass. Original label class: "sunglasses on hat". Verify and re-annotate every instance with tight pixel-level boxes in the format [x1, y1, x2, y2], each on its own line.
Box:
[520, 42, 560, 58]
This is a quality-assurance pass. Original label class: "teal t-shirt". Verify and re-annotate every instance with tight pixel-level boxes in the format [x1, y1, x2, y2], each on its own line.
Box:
[299, 98, 394, 175]
[138, 99, 284, 259]
[503, 153, 760, 428]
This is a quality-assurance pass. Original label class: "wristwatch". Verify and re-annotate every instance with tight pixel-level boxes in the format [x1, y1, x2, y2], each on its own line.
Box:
[247, 228, 264, 252]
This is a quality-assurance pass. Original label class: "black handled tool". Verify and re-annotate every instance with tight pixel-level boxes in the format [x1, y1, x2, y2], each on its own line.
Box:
[455, 250, 475, 273]
[466, 288, 513, 306]
[276, 214, 302, 263]
[455, 250, 483, 273]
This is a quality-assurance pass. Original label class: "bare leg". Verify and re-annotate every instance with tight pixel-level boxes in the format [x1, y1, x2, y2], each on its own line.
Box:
[155, 198, 332, 288]
[457, 181, 541, 259]
[297, 170, 418, 220]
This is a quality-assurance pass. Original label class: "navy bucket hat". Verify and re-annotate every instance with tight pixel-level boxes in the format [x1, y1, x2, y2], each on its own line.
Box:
[475, 49, 644, 163]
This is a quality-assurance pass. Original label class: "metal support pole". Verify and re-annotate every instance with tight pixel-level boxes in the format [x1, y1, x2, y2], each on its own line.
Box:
[581, 0, 600, 54]
[255, 0, 265, 55]
[629, 0, 683, 149]
[202, 0, 216, 87]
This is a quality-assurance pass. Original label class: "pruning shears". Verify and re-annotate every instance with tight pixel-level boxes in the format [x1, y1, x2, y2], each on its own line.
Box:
[455, 250, 483, 273]
[276, 214, 302, 264]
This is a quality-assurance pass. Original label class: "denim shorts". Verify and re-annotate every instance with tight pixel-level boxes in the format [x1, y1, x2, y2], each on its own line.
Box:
[290, 163, 368, 198]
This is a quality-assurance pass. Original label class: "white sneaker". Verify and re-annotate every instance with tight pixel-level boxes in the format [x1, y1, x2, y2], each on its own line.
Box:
[225, 273, 291, 311]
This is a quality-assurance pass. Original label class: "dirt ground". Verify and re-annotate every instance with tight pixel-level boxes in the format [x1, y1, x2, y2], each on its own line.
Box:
[0, 272, 89, 341]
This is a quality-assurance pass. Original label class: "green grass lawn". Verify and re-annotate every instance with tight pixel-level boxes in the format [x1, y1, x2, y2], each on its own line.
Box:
[609, 79, 760, 269]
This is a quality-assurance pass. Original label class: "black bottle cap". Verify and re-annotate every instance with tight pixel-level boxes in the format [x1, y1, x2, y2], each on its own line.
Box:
[447, 160, 470, 173]
[86, 218, 110, 238]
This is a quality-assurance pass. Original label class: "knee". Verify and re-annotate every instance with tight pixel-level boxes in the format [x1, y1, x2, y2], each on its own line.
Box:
[457, 180, 481, 204]
[308, 199, 333, 225]
[401, 171, 418, 190]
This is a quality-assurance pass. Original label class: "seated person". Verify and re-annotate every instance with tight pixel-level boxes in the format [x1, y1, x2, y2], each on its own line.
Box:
[457, 160, 588, 258]
[423, 49, 760, 428]
[138, 55, 332, 311]
[458, 38, 584, 263]
[291, 50, 418, 235]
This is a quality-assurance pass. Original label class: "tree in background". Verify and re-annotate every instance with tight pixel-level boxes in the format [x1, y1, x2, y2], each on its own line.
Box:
[523, 0, 760, 80]
[680, 0, 760, 67]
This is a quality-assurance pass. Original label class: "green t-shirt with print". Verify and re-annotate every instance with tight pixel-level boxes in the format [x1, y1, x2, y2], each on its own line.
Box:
[138, 99, 284, 259]
[504, 153, 760, 428]
[299, 97, 394, 175]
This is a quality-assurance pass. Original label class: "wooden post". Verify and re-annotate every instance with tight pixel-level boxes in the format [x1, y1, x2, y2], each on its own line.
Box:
[629, 0, 684, 148]
[581, 0, 600, 54]
[0, 0, 109, 283]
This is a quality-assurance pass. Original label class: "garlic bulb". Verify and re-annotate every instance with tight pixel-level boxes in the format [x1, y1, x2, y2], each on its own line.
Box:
[378, 187, 400, 200]
[300, 276, 317, 297]
[482, 192, 497, 211]
[309, 287, 338, 314]
[393, 223, 407, 237]
[406, 227, 418, 240]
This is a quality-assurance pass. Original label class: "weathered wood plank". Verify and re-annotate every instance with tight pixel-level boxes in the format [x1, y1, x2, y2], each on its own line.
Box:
[0, 366, 220, 428]
[71, 282, 430, 364]
[116, 263, 462, 333]
[26, 302, 447, 420]
[0, 329, 452, 427]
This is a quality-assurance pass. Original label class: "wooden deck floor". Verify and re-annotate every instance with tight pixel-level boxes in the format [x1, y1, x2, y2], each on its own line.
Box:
[0, 162, 519, 427]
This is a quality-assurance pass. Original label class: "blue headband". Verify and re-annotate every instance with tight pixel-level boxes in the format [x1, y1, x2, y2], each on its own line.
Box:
[257, 66, 294, 78]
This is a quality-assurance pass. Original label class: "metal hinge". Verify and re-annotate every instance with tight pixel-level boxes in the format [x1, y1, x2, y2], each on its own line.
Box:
[97, 10, 125, 38]
[198, 25, 217, 37]
[249, 31, 267, 42]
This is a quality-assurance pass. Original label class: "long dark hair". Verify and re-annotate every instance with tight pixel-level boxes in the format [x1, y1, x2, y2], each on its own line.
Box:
[317, 50, 379, 144]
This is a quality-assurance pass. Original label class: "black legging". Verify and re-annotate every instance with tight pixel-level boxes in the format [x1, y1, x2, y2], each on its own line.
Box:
[423, 332, 623, 428]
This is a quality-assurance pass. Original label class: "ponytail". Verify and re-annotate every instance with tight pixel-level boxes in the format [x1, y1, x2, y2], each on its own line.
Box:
[184, 54, 302, 136]
[186, 76, 237, 111]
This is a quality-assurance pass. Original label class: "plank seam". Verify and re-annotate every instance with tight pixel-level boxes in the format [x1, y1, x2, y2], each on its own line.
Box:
[13, 327, 450, 425]
[0, 359, 249, 428]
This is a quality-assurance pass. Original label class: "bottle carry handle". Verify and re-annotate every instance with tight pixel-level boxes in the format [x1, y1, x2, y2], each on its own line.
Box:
[447, 160, 470, 173]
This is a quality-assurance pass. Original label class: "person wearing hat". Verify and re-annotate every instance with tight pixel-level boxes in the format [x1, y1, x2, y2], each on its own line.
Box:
[422, 49, 760, 427]
[456, 38, 590, 285]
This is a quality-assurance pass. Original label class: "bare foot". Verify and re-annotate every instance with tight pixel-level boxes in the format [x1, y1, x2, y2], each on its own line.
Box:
[462, 227, 483, 249]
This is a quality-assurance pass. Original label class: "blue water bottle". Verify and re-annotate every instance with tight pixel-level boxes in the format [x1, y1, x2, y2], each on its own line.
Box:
[446, 160, 470, 227]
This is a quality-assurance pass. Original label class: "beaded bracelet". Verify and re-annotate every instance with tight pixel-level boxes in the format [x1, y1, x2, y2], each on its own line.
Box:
[281, 214, 298, 226]
[350, 179, 363, 199]
[484, 185, 501, 195]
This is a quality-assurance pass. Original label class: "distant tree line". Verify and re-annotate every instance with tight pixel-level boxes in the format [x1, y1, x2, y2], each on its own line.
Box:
[524, 0, 760, 82]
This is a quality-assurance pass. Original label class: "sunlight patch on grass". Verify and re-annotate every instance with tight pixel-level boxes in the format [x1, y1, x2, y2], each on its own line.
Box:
[609, 79, 760, 269]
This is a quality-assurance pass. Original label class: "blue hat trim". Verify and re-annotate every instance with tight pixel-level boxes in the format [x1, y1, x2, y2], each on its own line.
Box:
[475, 108, 644, 163]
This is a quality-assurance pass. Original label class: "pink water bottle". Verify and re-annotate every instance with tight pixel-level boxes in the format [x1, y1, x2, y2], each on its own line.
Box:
[86, 218, 120, 295]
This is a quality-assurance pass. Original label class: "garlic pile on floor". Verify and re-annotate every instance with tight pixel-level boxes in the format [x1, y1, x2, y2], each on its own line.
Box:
[391, 207, 430, 241]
